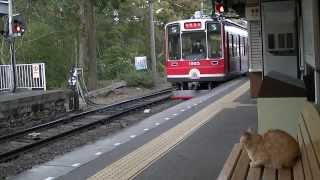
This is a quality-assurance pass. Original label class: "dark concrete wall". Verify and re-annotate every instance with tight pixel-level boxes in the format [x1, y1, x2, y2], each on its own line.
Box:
[0, 90, 67, 133]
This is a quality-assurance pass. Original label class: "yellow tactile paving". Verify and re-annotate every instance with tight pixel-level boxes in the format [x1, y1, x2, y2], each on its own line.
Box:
[88, 81, 250, 180]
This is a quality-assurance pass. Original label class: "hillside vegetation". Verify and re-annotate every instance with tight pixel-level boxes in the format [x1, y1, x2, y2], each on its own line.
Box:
[0, 0, 212, 89]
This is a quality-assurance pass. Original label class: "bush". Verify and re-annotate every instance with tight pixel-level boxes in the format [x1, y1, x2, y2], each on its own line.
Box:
[121, 71, 154, 88]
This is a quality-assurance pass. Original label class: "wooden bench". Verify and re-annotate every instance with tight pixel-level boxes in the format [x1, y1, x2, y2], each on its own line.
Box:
[217, 101, 320, 180]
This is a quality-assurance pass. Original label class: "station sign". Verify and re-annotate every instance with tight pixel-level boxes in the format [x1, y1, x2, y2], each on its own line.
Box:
[32, 64, 40, 79]
[135, 56, 148, 70]
[0, 0, 8, 16]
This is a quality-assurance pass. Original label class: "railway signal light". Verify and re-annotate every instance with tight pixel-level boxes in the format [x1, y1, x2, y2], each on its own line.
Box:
[11, 14, 25, 37]
[2, 14, 26, 38]
[212, 0, 225, 15]
[215, 3, 224, 14]
[13, 21, 24, 34]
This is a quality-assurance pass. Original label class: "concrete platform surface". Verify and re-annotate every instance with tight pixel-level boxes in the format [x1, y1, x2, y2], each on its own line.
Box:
[10, 77, 256, 180]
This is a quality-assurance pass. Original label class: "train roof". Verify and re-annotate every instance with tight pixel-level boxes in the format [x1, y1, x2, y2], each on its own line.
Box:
[165, 16, 247, 30]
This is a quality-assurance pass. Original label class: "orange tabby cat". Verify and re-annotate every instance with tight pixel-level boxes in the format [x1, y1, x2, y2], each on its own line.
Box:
[240, 128, 300, 169]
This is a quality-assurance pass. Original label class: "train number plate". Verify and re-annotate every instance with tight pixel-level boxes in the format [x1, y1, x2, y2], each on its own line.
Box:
[189, 62, 200, 66]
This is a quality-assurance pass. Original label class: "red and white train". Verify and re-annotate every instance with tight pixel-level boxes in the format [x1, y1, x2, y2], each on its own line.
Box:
[165, 13, 248, 90]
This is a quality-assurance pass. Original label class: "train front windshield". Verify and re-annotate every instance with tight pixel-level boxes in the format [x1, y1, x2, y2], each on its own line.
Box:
[182, 32, 206, 61]
[167, 24, 181, 60]
[207, 23, 222, 58]
[167, 22, 222, 61]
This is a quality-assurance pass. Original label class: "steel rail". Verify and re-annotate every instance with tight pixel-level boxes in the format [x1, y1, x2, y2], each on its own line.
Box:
[0, 88, 172, 142]
[0, 92, 172, 162]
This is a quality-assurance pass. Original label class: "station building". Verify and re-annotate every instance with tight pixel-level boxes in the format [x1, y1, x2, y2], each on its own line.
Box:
[244, 0, 319, 135]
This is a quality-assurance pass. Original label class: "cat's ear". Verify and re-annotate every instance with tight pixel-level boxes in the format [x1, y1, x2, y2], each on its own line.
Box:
[247, 128, 256, 134]
[241, 130, 251, 138]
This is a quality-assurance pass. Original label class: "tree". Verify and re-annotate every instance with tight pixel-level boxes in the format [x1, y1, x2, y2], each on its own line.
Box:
[78, 0, 97, 90]
[2, 0, 204, 89]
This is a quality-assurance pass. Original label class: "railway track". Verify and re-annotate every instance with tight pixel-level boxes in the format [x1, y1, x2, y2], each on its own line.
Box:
[0, 88, 173, 162]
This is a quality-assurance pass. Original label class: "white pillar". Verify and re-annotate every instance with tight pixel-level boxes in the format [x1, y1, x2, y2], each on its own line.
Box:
[8, 0, 13, 36]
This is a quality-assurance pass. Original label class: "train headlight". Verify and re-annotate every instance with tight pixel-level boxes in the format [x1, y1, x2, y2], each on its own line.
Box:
[189, 69, 200, 80]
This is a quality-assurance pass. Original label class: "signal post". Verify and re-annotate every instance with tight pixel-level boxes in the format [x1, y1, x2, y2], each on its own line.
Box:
[8, 0, 17, 92]
[0, 0, 25, 92]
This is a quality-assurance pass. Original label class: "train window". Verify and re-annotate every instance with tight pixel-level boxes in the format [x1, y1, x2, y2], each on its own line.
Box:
[237, 36, 240, 57]
[167, 24, 181, 60]
[238, 36, 240, 56]
[168, 35, 181, 60]
[278, 33, 285, 48]
[246, 38, 249, 56]
[287, 33, 293, 49]
[243, 37, 246, 56]
[233, 35, 238, 57]
[207, 23, 222, 58]
[207, 23, 220, 33]
[239, 37, 243, 56]
[168, 24, 180, 35]
[268, 34, 275, 49]
[181, 31, 206, 60]
[229, 35, 234, 57]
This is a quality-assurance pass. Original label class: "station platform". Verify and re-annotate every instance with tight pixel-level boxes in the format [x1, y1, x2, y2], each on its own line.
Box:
[0, 90, 67, 132]
[11, 77, 257, 180]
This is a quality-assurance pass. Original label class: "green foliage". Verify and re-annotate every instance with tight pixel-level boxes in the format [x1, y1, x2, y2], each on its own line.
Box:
[1, 0, 204, 89]
[121, 71, 154, 88]
[98, 45, 132, 80]
[15, 21, 74, 88]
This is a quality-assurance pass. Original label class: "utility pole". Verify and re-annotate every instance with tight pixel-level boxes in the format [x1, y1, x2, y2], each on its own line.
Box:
[148, 0, 158, 86]
[201, 0, 204, 12]
[8, 0, 17, 92]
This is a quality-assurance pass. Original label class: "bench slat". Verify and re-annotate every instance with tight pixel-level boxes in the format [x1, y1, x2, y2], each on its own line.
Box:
[302, 102, 320, 163]
[247, 167, 262, 180]
[218, 105, 320, 180]
[217, 143, 242, 180]
[293, 159, 304, 180]
[231, 150, 250, 180]
[262, 168, 276, 180]
[278, 168, 291, 180]
[299, 120, 320, 180]
[298, 126, 313, 180]
[300, 114, 320, 179]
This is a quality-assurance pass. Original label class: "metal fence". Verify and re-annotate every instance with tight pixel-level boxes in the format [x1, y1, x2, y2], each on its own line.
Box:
[0, 65, 12, 91]
[0, 63, 46, 91]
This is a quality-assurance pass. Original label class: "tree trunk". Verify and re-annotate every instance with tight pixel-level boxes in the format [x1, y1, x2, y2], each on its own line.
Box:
[87, 0, 97, 90]
[0, 38, 6, 64]
[78, 0, 97, 90]
[78, 0, 88, 80]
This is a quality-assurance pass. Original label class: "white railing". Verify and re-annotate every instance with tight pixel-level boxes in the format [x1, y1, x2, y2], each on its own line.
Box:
[0, 65, 12, 91]
[0, 63, 46, 91]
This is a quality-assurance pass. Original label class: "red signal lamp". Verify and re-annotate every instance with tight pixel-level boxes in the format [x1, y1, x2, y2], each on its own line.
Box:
[16, 25, 21, 32]
[215, 3, 224, 14]
[219, 5, 224, 13]
[13, 23, 25, 34]
[184, 22, 201, 29]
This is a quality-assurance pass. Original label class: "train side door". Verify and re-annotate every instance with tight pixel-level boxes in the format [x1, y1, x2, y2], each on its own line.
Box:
[229, 33, 237, 73]
[225, 30, 230, 73]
